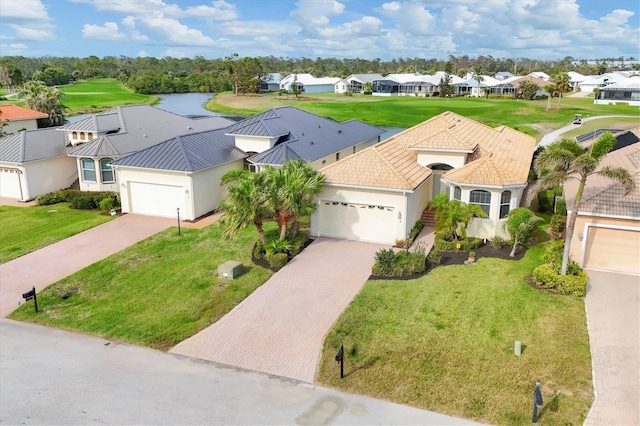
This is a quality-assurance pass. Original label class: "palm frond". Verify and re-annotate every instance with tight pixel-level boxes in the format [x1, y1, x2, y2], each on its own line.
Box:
[597, 166, 636, 195]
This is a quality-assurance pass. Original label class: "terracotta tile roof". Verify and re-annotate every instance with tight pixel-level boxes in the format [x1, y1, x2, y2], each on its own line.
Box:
[579, 170, 640, 218]
[0, 104, 48, 120]
[320, 111, 535, 190]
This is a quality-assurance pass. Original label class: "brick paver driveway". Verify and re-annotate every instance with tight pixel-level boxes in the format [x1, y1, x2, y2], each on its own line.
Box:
[171, 237, 386, 383]
[0, 214, 173, 317]
[584, 271, 639, 425]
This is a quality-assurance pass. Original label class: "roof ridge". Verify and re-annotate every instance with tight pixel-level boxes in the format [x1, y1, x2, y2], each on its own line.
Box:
[373, 145, 413, 188]
[176, 135, 195, 172]
[19, 130, 27, 163]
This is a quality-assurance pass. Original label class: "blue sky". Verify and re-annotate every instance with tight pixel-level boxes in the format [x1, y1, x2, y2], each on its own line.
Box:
[1, 0, 639, 60]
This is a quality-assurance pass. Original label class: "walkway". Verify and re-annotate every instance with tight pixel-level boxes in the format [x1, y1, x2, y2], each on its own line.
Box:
[584, 271, 640, 425]
[171, 237, 385, 383]
[0, 318, 477, 425]
[0, 213, 221, 317]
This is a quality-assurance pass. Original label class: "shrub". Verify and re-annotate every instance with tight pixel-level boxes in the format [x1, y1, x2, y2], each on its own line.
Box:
[395, 239, 407, 248]
[490, 236, 508, 249]
[555, 198, 567, 216]
[99, 197, 115, 211]
[70, 195, 96, 209]
[548, 215, 565, 240]
[252, 240, 265, 260]
[266, 239, 292, 256]
[532, 264, 587, 296]
[553, 186, 564, 196]
[427, 248, 442, 268]
[537, 189, 555, 213]
[36, 189, 119, 210]
[394, 250, 426, 275]
[434, 234, 483, 251]
[343, 91, 353, 96]
[409, 220, 424, 240]
[267, 253, 288, 269]
[374, 248, 396, 275]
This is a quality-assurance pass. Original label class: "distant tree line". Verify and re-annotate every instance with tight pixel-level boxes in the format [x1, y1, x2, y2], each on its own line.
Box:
[0, 54, 638, 96]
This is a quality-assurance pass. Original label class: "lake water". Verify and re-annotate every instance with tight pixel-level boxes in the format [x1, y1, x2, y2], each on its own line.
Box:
[66, 93, 406, 137]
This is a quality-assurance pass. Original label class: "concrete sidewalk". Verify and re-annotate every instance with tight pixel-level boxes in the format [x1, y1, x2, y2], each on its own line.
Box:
[171, 237, 385, 383]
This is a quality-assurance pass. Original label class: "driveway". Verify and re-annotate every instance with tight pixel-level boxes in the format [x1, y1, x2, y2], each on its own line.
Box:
[584, 271, 640, 425]
[171, 237, 385, 383]
[0, 214, 172, 317]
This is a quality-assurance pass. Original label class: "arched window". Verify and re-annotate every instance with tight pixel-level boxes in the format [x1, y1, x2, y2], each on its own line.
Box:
[470, 190, 491, 216]
[500, 190, 512, 219]
[80, 132, 86, 140]
[88, 133, 94, 141]
[453, 186, 461, 200]
[100, 158, 114, 182]
[81, 158, 96, 182]
[72, 131, 78, 139]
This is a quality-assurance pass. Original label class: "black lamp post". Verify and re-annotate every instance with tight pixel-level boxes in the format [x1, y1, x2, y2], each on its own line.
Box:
[177, 207, 181, 235]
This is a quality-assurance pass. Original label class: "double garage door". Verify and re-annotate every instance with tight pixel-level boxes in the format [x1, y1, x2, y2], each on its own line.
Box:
[583, 226, 640, 275]
[318, 200, 395, 244]
[128, 182, 186, 219]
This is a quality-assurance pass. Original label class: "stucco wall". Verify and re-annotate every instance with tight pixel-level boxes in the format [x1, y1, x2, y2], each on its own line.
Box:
[192, 160, 244, 219]
[23, 156, 78, 201]
[311, 185, 408, 243]
[234, 135, 277, 154]
[570, 214, 640, 266]
[76, 157, 119, 192]
[309, 137, 379, 170]
[405, 178, 432, 235]
[418, 151, 467, 169]
[116, 168, 193, 218]
[5, 119, 39, 134]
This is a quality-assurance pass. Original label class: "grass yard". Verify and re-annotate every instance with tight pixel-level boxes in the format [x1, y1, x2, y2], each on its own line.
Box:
[59, 78, 158, 115]
[9, 220, 275, 351]
[0, 203, 115, 264]
[316, 245, 592, 425]
[209, 92, 639, 139]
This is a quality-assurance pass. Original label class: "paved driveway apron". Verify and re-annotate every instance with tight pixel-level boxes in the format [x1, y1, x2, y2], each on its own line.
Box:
[584, 271, 640, 425]
[171, 237, 385, 383]
[0, 214, 172, 317]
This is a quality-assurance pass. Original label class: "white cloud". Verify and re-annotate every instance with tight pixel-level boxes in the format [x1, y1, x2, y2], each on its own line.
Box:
[11, 25, 56, 41]
[137, 50, 150, 57]
[379, 1, 437, 35]
[217, 20, 300, 38]
[290, 0, 345, 28]
[121, 16, 137, 28]
[183, 1, 238, 20]
[0, 43, 29, 55]
[0, 0, 50, 20]
[82, 22, 149, 41]
[140, 13, 216, 46]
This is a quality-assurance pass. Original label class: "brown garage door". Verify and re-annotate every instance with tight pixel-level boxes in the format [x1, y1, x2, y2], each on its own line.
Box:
[584, 226, 640, 275]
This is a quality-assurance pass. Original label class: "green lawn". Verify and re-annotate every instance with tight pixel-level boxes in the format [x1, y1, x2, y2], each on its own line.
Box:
[0, 203, 116, 264]
[209, 93, 640, 138]
[316, 245, 592, 425]
[9, 220, 275, 351]
[59, 78, 158, 115]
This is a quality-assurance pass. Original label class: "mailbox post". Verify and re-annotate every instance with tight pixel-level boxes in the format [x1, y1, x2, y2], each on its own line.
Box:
[22, 286, 38, 313]
[177, 208, 181, 235]
[335, 344, 344, 379]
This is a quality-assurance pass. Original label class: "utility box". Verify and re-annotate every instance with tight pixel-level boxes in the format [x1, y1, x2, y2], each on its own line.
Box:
[218, 261, 243, 280]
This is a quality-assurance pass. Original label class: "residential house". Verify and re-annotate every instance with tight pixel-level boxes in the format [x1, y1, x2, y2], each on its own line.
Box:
[494, 71, 515, 81]
[528, 71, 551, 81]
[111, 106, 383, 220]
[310, 112, 536, 244]
[505, 75, 550, 98]
[279, 74, 340, 94]
[0, 127, 76, 201]
[567, 71, 587, 90]
[578, 73, 623, 94]
[566, 128, 640, 275]
[335, 74, 384, 93]
[260, 73, 281, 92]
[0, 105, 48, 134]
[594, 76, 640, 106]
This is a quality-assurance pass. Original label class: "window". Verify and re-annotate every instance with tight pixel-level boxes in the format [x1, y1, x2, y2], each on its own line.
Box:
[81, 158, 96, 182]
[470, 190, 491, 216]
[453, 186, 461, 200]
[500, 190, 511, 219]
[72, 131, 78, 139]
[80, 132, 86, 141]
[88, 133, 94, 141]
[100, 158, 114, 182]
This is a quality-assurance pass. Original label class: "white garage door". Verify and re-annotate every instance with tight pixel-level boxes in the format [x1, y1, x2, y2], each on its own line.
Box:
[129, 182, 185, 218]
[584, 226, 640, 275]
[318, 200, 395, 244]
[0, 168, 22, 199]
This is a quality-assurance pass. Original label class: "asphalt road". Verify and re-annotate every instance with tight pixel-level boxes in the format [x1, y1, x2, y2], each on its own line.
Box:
[0, 319, 479, 425]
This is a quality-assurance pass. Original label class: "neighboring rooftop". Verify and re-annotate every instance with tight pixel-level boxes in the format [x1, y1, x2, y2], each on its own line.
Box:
[0, 127, 67, 164]
[0, 104, 48, 121]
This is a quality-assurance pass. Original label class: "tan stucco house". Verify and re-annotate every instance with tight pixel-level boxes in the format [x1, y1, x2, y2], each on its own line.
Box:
[567, 129, 640, 275]
[311, 111, 536, 244]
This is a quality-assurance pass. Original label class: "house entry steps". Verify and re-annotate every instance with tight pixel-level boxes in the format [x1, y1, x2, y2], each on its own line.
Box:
[170, 237, 386, 383]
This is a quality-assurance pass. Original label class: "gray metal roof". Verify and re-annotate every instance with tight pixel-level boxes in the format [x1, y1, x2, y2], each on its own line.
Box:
[0, 127, 67, 164]
[248, 143, 303, 165]
[64, 105, 235, 157]
[237, 106, 383, 166]
[110, 128, 247, 172]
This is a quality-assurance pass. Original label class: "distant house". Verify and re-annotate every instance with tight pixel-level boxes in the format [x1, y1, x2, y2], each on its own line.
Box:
[567, 71, 587, 90]
[111, 106, 383, 220]
[578, 73, 623, 94]
[566, 128, 640, 275]
[279, 74, 340, 94]
[528, 71, 551, 81]
[505, 75, 549, 98]
[311, 112, 536, 244]
[260, 73, 281, 92]
[594, 76, 640, 106]
[0, 105, 48, 134]
[494, 71, 515, 81]
[335, 74, 385, 93]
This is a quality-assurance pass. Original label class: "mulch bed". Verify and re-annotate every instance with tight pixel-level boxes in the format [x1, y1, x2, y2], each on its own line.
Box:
[251, 237, 316, 272]
[440, 244, 525, 266]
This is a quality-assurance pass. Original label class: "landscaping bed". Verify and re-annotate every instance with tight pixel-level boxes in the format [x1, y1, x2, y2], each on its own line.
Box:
[439, 243, 525, 266]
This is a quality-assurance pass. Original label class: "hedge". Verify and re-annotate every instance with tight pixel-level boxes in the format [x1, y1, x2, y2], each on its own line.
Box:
[268, 253, 289, 269]
[37, 189, 119, 210]
[434, 235, 484, 251]
[532, 264, 587, 297]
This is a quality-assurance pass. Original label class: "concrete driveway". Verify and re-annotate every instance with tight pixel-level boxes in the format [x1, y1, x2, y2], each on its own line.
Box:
[584, 271, 640, 425]
[171, 237, 386, 383]
[0, 214, 172, 317]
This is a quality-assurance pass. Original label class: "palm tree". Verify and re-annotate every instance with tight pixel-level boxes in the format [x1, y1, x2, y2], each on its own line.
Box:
[534, 133, 635, 275]
[543, 83, 556, 111]
[18, 81, 66, 126]
[504, 208, 543, 257]
[472, 65, 484, 97]
[427, 193, 487, 240]
[218, 169, 272, 245]
[553, 73, 572, 109]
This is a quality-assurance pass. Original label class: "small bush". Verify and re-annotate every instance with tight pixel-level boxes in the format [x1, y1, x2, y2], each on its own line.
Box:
[548, 215, 565, 240]
[343, 91, 353, 96]
[553, 187, 564, 196]
[537, 189, 555, 213]
[409, 220, 424, 240]
[70, 195, 96, 209]
[395, 239, 407, 248]
[490, 236, 508, 249]
[252, 240, 265, 260]
[99, 197, 115, 211]
[532, 264, 587, 297]
[266, 239, 292, 256]
[434, 234, 483, 251]
[36, 189, 119, 210]
[427, 248, 442, 268]
[555, 198, 567, 216]
[374, 248, 396, 275]
[267, 253, 288, 269]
